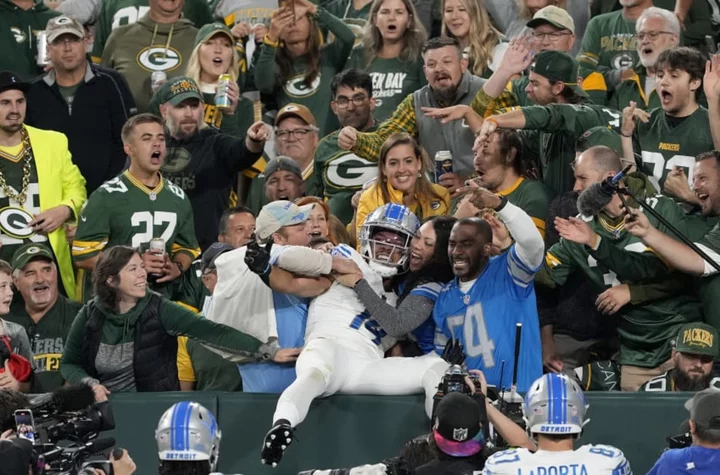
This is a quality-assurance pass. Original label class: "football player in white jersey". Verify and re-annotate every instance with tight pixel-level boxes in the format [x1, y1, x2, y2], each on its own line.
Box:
[483, 373, 632, 475]
[255, 204, 451, 467]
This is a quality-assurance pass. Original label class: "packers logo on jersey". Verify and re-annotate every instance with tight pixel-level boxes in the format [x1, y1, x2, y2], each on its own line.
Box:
[611, 52, 634, 71]
[10, 27, 27, 44]
[0, 207, 37, 239]
[284, 74, 322, 98]
[136, 46, 182, 72]
[324, 153, 376, 190]
[163, 147, 194, 173]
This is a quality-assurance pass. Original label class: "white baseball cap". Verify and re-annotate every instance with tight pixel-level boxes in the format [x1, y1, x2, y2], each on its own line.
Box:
[255, 201, 314, 241]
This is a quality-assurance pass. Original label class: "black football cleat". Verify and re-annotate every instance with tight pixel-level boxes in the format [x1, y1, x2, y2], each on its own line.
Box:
[260, 419, 294, 467]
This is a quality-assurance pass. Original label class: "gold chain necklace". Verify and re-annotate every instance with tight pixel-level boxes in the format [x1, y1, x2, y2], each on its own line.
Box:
[0, 127, 33, 206]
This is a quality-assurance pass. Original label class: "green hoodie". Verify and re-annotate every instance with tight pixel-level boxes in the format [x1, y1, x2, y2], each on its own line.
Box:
[101, 15, 198, 113]
[60, 292, 265, 390]
[0, 0, 59, 79]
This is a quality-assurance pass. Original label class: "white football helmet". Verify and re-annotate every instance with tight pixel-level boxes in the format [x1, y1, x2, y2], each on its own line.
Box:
[523, 373, 589, 435]
[359, 203, 419, 277]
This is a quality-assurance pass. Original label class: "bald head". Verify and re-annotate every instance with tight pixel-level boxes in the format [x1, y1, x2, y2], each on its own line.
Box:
[573, 146, 622, 192]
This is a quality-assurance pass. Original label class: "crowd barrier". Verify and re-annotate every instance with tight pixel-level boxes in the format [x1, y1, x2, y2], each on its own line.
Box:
[105, 392, 691, 474]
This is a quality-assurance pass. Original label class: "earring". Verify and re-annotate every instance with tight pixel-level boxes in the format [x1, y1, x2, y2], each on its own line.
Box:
[417, 172, 422, 178]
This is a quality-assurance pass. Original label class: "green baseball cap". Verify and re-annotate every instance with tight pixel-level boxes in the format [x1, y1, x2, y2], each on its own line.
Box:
[12, 243, 53, 271]
[194, 22, 234, 48]
[577, 126, 622, 155]
[675, 322, 719, 357]
[155, 76, 202, 107]
[531, 50, 587, 98]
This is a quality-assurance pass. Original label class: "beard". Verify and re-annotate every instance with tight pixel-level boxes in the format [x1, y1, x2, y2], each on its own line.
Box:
[672, 367, 714, 392]
[431, 84, 459, 108]
[165, 114, 199, 140]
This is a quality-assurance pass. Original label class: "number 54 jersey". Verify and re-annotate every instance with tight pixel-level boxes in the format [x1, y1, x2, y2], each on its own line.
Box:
[483, 445, 632, 475]
[72, 171, 200, 300]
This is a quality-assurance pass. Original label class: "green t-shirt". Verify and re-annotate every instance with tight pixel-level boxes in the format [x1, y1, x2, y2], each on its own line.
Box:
[634, 107, 714, 190]
[313, 125, 378, 225]
[348, 52, 427, 122]
[58, 83, 81, 108]
[0, 146, 48, 263]
[91, 0, 213, 61]
[577, 10, 638, 92]
[541, 194, 706, 368]
[72, 171, 200, 302]
[5, 296, 82, 393]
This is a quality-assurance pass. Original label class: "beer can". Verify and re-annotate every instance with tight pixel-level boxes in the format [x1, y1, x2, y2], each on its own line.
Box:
[434, 151, 453, 183]
[215, 74, 233, 110]
[151, 71, 167, 93]
[149, 237, 166, 255]
[36, 31, 49, 67]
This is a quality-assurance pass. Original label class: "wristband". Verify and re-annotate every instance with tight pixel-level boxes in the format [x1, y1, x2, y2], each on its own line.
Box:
[263, 34, 279, 48]
[494, 195, 509, 212]
[484, 117, 499, 127]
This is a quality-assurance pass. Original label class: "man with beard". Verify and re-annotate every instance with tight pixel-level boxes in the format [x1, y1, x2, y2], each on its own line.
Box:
[620, 47, 719, 206]
[315, 69, 378, 225]
[608, 7, 680, 111]
[5, 244, 82, 393]
[156, 76, 269, 250]
[641, 322, 720, 391]
[338, 36, 485, 196]
[72, 113, 200, 302]
[0, 72, 86, 300]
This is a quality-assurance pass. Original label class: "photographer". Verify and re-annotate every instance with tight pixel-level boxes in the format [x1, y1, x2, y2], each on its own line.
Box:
[648, 389, 720, 474]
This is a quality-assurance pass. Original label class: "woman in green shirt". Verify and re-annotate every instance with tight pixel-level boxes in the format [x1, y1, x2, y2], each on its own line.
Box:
[254, 0, 355, 136]
[349, 0, 427, 122]
[60, 246, 299, 400]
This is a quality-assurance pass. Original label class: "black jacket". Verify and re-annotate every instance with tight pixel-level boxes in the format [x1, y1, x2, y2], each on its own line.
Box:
[26, 62, 136, 193]
[163, 128, 263, 250]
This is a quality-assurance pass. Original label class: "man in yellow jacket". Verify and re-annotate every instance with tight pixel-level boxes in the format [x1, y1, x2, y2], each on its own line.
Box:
[0, 71, 86, 300]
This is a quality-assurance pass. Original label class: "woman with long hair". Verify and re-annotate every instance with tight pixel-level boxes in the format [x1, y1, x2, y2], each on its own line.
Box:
[349, 0, 427, 121]
[254, 0, 355, 136]
[441, 0, 507, 78]
[60, 246, 299, 399]
[295, 196, 349, 245]
[355, 133, 449, 242]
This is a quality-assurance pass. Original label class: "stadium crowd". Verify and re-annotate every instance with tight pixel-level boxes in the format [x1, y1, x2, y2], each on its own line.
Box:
[3, 0, 720, 473]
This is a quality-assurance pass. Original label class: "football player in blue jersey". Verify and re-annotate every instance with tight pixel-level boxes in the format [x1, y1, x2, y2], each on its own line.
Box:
[432, 186, 544, 392]
[484, 373, 632, 475]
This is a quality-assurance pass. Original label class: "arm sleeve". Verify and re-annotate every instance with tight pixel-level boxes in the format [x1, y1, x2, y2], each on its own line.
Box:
[72, 191, 110, 262]
[213, 134, 264, 175]
[160, 300, 264, 358]
[353, 94, 417, 161]
[58, 136, 87, 222]
[469, 87, 520, 117]
[59, 307, 94, 384]
[628, 277, 692, 305]
[317, 8, 355, 70]
[498, 201, 544, 272]
[57, 0, 102, 25]
[273, 246, 333, 275]
[176, 336, 196, 383]
[522, 103, 609, 134]
[353, 279, 435, 337]
[253, 41, 279, 94]
[538, 240, 576, 288]
[588, 236, 670, 281]
[105, 71, 137, 181]
[170, 199, 201, 260]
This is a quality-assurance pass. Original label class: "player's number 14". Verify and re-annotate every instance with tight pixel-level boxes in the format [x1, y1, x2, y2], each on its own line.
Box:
[447, 303, 495, 367]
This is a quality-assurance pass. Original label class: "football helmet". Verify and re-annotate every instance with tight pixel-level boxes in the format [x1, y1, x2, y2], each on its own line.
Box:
[359, 203, 419, 277]
[156, 401, 221, 470]
[523, 373, 588, 435]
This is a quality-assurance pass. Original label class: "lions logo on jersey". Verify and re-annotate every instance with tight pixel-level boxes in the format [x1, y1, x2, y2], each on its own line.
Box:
[284, 74, 322, 98]
[136, 46, 182, 72]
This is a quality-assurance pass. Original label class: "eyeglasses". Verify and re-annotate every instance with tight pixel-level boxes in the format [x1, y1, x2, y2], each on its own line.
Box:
[51, 37, 84, 46]
[636, 31, 674, 41]
[333, 94, 368, 109]
[531, 31, 572, 41]
[275, 128, 316, 140]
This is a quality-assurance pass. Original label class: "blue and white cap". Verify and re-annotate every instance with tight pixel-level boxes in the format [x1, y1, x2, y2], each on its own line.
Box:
[523, 373, 588, 435]
[156, 401, 221, 470]
[255, 200, 314, 242]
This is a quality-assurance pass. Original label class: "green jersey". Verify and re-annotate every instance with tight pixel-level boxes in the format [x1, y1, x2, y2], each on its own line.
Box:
[640, 369, 720, 392]
[91, 0, 213, 63]
[172, 260, 210, 314]
[323, 0, 370, 52]
[5, 296, 82, 393]
[577, 10, 638, 93]
[521, 102, 622, 194]
[348, 52, 427, 123]
[499, 177, 554, 239]
[314, 125, 378, 225]
[72, 171, 200, 301]
[542, 194, 705, 367]
[0, 145, 49, 264]
[634, 107, 713, 189]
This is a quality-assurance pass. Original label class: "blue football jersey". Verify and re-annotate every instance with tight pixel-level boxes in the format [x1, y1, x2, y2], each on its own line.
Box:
[432, 245, 542, 392]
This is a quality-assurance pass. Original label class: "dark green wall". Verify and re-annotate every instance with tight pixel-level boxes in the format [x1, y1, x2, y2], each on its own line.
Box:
[104, 392, 691, 474]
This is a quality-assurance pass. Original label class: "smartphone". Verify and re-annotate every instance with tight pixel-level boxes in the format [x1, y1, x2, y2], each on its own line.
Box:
[14, 409, 36, 444]
[279, 0, 296, 23]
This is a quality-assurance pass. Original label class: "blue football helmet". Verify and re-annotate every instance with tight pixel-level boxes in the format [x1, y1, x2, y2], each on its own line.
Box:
[523, 373, 589, 436]
[359, 203, 419, 277]
[156, 401, 222, 470]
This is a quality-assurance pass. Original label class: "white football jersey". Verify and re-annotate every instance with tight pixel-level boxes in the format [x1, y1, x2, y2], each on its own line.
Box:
[483, 445, 632, 475]
[305, 244, 397, 356]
